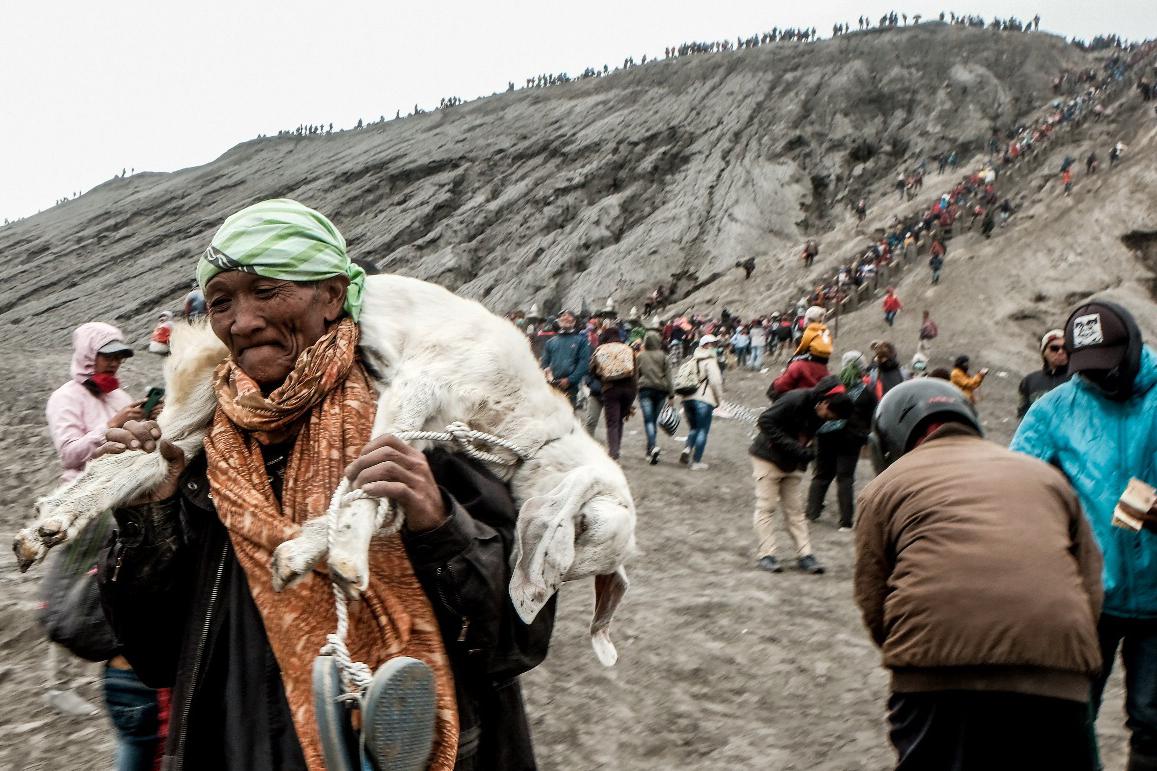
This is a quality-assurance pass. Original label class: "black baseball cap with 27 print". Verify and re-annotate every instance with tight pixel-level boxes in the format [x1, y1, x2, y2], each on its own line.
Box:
[1064, 301, 1133, 372]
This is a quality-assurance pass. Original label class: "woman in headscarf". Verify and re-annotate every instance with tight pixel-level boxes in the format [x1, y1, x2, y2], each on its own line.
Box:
[98, 200, 553, 771]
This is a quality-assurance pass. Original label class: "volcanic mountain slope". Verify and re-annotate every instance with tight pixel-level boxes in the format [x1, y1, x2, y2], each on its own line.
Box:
[0, 22, 1112, 348]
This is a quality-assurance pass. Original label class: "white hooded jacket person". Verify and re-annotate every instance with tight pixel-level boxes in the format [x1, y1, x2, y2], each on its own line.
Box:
[687, 338, 725, 407]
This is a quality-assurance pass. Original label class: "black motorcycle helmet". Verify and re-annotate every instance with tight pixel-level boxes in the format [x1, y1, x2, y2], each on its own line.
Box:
[869, 379, 982, 473]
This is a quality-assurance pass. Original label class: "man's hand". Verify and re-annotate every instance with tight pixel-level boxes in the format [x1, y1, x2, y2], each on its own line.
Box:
[556, 377, 571, 391]
[347, 435, 446, 533]
[98, 420, 186, 503]
[107, 401, 146, 429]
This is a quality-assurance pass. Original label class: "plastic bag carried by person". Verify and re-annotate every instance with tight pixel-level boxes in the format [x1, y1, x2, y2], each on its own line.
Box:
[658, 401, 680, 436]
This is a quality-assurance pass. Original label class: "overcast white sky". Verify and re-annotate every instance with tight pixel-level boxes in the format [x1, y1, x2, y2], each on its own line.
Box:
[2, 0, 1153, 223]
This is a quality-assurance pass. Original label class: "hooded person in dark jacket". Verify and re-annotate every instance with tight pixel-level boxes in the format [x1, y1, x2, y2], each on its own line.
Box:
[636, 330, 673, 464]
[749, 376, 853, 574]
[1016, 328, 1071, 419]
[807, 352, 876, 530]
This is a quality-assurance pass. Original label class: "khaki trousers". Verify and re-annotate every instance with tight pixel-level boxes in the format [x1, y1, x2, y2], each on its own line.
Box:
[751, 456, 812, 558]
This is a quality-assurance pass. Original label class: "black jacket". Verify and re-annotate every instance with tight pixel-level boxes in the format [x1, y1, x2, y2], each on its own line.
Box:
[749, 384, 827, 471]
[99, 448, 554, 771]
[1017, 364, 1071, 419]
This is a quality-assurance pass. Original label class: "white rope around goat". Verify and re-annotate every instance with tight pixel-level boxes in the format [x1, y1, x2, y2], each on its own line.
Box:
[320, 422, 532, 700]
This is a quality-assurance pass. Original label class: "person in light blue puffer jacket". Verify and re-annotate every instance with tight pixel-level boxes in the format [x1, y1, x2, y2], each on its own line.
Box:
[1011, 300, 1157, 771]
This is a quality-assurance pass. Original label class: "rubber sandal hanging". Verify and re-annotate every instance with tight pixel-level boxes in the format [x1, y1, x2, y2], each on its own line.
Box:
[313, 654, 369, 771]
[360, 657, 437, 771]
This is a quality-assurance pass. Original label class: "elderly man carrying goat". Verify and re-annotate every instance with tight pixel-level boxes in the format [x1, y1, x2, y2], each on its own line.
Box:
[96, 201, 554, 771]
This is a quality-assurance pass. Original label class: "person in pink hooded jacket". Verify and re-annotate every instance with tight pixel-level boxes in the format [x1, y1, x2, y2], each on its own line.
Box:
[45, 322, 165, 771]
[46, 322, 143, 482]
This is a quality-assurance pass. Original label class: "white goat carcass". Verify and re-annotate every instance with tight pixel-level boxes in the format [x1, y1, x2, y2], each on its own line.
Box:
[15, 274, 637, 666]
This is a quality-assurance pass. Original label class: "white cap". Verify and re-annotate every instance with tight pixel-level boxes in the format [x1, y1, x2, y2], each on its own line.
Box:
[841, 350, 864, 369]
[1040, 328, 1065, 353]
[699, 334, 719, 346]
[805, 306, 826, 322]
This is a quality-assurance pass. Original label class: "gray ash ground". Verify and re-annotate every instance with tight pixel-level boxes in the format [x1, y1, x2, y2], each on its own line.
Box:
[0, 347, 1127, 769]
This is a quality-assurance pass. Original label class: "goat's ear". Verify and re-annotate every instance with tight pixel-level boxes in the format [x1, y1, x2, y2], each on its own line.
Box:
[508, 468, 597, 624]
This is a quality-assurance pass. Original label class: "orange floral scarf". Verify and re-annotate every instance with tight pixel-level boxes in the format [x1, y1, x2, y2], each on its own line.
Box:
[202, 317, 458, 770]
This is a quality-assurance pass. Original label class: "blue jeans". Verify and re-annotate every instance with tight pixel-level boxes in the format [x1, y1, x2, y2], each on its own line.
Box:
[103, 665, 160, 771]
[683, 399, 714, 462]
[748, 345, 764, 370]
[1091, 614, 1157, 768]
[884, 310, 897, 326]
[637, 388, 666, 453]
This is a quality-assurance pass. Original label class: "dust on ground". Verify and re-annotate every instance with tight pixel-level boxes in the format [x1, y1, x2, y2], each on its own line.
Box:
[0, 349, 1128, 770]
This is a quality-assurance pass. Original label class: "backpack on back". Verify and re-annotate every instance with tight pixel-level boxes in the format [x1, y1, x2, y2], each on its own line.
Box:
[594, 342, 635, 382]
[674, 358, 706, 396]
[805, 326, 833, 359]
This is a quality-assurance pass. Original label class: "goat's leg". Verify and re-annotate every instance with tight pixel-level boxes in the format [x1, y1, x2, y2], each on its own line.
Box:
[270, 517, 330, 591]
[14, 438, 202, 572]
[589, 566, 629, 667]
[327, 380, 440, 594]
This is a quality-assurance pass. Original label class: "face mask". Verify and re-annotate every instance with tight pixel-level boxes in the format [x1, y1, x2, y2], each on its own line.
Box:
[1081, 367, 1131, 402]
[89, 373, 120, 394]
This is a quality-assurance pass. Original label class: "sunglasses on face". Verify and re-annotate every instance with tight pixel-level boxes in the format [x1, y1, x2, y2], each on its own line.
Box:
[1046, 345, 1065, 353]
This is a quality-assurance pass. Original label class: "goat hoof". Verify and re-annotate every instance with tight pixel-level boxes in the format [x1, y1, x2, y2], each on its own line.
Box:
[13, 529, 44, 573]
[37, 520, 68, 546]
[271, 546, 304, 593]
[327, 555, 369, 597]
[591, 630, 618, 667]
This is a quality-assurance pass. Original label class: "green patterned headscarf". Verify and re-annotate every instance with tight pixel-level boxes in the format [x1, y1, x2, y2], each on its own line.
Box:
[196, 199, 366, 321]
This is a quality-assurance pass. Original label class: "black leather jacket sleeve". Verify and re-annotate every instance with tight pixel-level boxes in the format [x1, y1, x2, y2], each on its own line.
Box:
[405, 450, 556, 683]
[98, 494, 199, 688]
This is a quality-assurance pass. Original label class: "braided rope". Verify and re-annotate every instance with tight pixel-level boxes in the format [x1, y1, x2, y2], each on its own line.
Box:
[320, 423, 531, 700]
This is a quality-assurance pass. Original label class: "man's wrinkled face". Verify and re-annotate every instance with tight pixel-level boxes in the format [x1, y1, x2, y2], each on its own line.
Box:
[1044, 342, 1069, 370]
[205, 271, 346, 390]
[94, 353, 127, 376]
[558, 312, 576, 332]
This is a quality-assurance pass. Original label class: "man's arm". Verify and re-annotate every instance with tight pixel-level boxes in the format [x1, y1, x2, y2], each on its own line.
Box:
[757, 400, 812, 464]
[404, 454, 555, 679]
[99, 495, 198, 687]
[1016, 375, 1032, 420]
[567, 336, 591, 384]
[1009, 393, 1059, 463]
[539, 337, 554, 370]
[349, 439, 554, 679]
[771, 363, 799, 396]
[46, 393, 111, 474]
[853, 486, 892, 647]
[1066, 489, 1104, 623]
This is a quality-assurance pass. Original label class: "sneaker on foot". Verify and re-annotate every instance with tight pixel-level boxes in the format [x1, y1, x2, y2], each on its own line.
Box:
[648, 447, 661, 465]
[689, 462, 709, 471]
[797, 554, 826, 575]
[756, 555, 783, 573]
[679, 448, 690, 465]
[838, 523, 853, 532]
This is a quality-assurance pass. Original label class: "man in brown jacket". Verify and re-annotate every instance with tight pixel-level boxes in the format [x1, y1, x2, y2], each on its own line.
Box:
[855, 379, 1103, 770]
